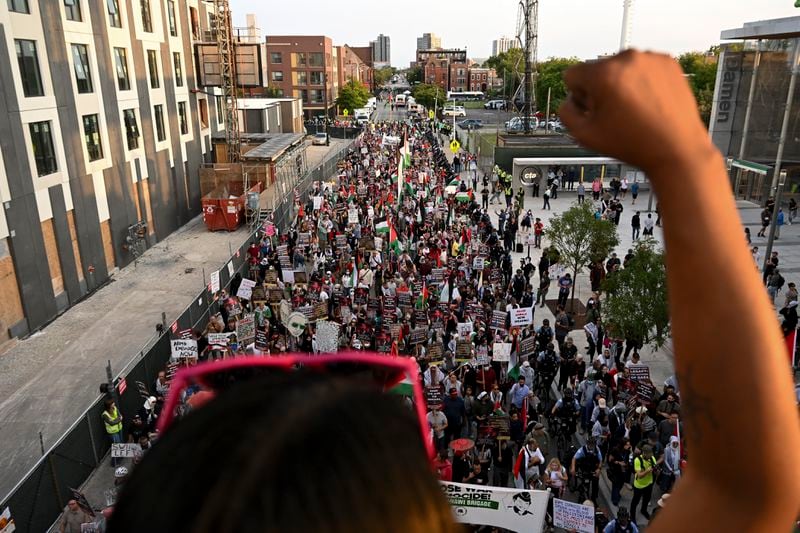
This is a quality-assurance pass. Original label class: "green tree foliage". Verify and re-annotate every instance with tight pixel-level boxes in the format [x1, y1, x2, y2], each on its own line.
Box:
[406, 66, 423, 85]
[546, 202, 619, 309]
[373, 67, 397, 87]
[485, 48, 525, 98]
[336, 79, 370, 114]
[678, 51, 719, 126]
[412, 83, 445, 111]
[264, 85, 283, 98]
[602, 239, 670, 348]
[536, 57, 580, 116]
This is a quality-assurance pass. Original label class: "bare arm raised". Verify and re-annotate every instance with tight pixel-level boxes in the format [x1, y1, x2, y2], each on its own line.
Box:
[560, 50, 800, 532]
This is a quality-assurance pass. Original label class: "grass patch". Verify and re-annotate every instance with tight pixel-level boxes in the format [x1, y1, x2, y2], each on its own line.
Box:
[463, 101, 485, 109]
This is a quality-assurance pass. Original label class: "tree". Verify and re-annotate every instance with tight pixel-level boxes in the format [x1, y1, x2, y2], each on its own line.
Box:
[545, 202, 619, 309]
[412, 83, 445, 111]
[536, 57, 580, 117]
[601, 239, 670, 349]
[336, 79, 370, 114]
[485, 48, 525, 100]
[406, 66, 423, 85]
[678, 51, 719, 126]
[373, 66, 397, 88]
[264, 85, 283, 98]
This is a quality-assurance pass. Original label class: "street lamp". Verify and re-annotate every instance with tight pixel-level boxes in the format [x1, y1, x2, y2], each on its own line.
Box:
[763, 169, 788, 272]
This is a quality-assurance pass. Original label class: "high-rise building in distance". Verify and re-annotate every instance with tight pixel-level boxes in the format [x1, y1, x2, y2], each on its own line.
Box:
[492, 36, 516, 56]
[371, 34, 391, 68]
[416, 33, 442, 52]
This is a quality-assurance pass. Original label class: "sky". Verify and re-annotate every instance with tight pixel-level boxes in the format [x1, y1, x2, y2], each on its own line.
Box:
[231, 0, 799, 67]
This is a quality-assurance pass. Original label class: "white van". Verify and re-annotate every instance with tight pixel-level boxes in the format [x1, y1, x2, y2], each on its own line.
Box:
[395, 94, 407, 107]
[354, 107, 371, 125]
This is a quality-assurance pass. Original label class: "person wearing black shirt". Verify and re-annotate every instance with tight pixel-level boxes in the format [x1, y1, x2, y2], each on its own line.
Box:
[463, 462, 489, 486]
[631, 211, 641, 240]
[492, 440, 513, 487]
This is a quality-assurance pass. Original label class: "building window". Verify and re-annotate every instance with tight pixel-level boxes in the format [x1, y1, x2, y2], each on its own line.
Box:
[64, 0, 82, 21]
[114, 47, 130, 90]
[173, 52, 183, 87]
[147, 49, 160, 89]
[123, 109, 140, 150]
[7, 0, 28, 13]
[29, 121, 57, 176]
[309, 89, 324, 103]
[296, 53, 306, 66]
[271, 71, 283, 82]
[178, 101, 188, 134]
[198, 99, 208, 128]
[310, 71, 323, 85]
[140, 0, 152, 32]
[297, 71, 307, 85]
[270, 52, 282, 64]
[167, 0, 177, 36]
[82, 114, 103, 161]
[15, 40, 43, 98]
[189, 7, 199, 40]
[154, 104, 166, 141]
[297, 89, 308, 102]
[308, 53, 323, 67]
[107, 0, 121, 27]
[70, 44, 93, 94]
[215, 95, 224, 124]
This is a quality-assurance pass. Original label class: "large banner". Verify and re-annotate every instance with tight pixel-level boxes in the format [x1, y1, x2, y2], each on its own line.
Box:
[440, 481, 548, 532]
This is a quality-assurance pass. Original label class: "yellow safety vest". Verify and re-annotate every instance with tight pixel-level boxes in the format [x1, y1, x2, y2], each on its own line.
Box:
[102, 407, 123, 435]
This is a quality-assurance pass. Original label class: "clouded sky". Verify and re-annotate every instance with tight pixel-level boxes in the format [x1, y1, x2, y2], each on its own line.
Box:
[231, 0, 798, 67]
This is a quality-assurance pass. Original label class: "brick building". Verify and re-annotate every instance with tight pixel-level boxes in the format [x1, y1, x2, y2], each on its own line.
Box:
[418, 49, 468, 92]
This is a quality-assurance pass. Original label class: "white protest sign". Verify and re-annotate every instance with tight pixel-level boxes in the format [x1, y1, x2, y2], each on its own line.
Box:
[111, 443, 143, 458]
[457, 322, 473, 338]
[492, 342, 512, 362]
[441, 482, 548, 533]
[316, 320, 341, 353]
[473, 257, 485, 271]
[207, 333, 230, 346]
[210, 270, 220, 293]
[348, 208, 359, 224]
[236, 278, 256, 300]
[510, 307, 533, 327]
[171, 339, 198, 359]
[313, 196, 323, 210]
[553, 498, 594, 533]
[282, 269, 295, 283]
[227, 261, 234, 276]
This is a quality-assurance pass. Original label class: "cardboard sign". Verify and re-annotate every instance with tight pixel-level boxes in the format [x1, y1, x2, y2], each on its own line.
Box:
[265, 270, 279, 285]
[492, 342, 512, 362]
[455, 340, 472, 361]
[236, 314, 256, 344]
[428, 343, 444, 365]
[519, 336, 537, 359]
[269, 288, 285, 303]
[111, 443, 142, 458]
[254, 329, 269, 351]
[510, 307, 533, 327]
[298, 232, 311, 246]
[553, 499, 594, 533]
[170, 339, 198, 359]
[236, 278, 257, 300]
[476, 345, 490, 366]
[294, 271, 308, 285]
[629, 365, 651, 383]
[457, 322, 473, 338]
[359, 235, 375, 250]
[210, 270, 220, 293]
[409, 327, 428, 345]
[488, 414, 511, 440]
[491, 310, 507, 331]
[207, 333, 231, 346]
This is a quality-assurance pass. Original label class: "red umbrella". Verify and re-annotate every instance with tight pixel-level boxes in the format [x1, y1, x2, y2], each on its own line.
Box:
[449, 438, 475, 454]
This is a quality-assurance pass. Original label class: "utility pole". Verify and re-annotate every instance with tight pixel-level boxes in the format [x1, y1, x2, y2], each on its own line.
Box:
[518, 0, 538, 135]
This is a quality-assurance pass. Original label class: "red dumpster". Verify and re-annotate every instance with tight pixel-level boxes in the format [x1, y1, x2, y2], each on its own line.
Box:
[202, 181, 262, 231]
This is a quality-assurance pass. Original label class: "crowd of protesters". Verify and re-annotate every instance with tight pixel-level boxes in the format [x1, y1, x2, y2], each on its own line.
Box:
[68, 111, 800, 533]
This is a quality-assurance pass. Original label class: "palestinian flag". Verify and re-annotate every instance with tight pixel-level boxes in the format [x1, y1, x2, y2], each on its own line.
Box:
[389, 222, 402, 254]
[416, 281, 429, 309]
[376, 220, 390, 234]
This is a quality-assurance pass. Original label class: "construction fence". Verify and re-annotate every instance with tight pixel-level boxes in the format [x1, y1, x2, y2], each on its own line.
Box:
[0, 136, 358, 532]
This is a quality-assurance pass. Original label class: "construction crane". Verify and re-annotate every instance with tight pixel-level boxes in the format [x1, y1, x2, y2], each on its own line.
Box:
[513, 0, 538, 135]
[212, 0, 241, 162]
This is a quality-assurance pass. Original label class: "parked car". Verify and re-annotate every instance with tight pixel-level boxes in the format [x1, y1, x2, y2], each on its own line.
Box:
[484, 100, 508, 110]
[457, 119, 484, 129]
[311, 132, 328, 145]
[442, 106, 467, 117]
[505, 116, 539, 132]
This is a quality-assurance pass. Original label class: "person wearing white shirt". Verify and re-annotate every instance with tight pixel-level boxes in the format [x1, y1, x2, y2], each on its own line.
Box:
[625, 352, 646, 369]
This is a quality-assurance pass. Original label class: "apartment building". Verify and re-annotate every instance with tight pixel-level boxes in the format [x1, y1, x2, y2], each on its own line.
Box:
[418, 49, 468, 92]
[265, 35, 338, 120]
[0, 0, 225, 342]
[370, 33, 390, 68]
[338, 45, 372, 91]
[416, 32, 441, 52]
[492, 36, 515, 57]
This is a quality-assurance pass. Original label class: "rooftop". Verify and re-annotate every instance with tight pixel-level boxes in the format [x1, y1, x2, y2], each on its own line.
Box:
[230, 133, 306, 161]
[721, 16, 800, 40]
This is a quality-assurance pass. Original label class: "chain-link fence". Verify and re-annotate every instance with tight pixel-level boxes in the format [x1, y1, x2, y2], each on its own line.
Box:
[0, 137, 358, 532]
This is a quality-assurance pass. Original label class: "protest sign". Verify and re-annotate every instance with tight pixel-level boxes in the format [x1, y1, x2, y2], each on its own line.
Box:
[281, 269, 295, 283]
[313, 196, 323, 210]
[359, 235, 375, 250]
[455, 340, 472, 362]
[348, 208, 359, 224]
[316, 321, 341, 353]
[314, 301, 328, 320]
[440, 482, 548, 533]
[375, 330, 392, 353]
[426, 386, 443, 407]
[491, 310, 507, 331]
[428, 343, 444, 365]
[354, 287, 368, 305]
[236, 314, 256, 344]
[519, 336, 537, 359]
[492, 343, 512, 362]
[298, 232, 311, 246]
[254, 329, 269, 352]
[210, 270, 220, 293]
[398, 291, 412, 308]
[264, 222, 275, 236]
[476, 345, 490, 366]
[269, 288, 284, 303]
[227, 261, 234, 276]
[335, 234, 348, 250]
[264, 270, 278, 285]
[489, 414, 511, 440]
[207, 333, 230, 346]
[473, 257, 485, 271]
[414, 308, 428, 325]
[409, 327, 428, 345]
[635, 381, 656, 402]
[293, 271, 308, 285]
[111, 443, 142, 458]
[510, 307, 533, 327]
[236, 278, 256, 300]
[430, 268, 446, 283]
[457, 322, 473, 338]
[170, 339, 198, 359]
[629, 365, 651, 383]
[374, 236, 383, 250]
[553, 498, 594, 533]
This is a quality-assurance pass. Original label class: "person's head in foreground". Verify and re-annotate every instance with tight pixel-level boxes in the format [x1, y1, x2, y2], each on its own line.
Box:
[109, 373, 459, 533]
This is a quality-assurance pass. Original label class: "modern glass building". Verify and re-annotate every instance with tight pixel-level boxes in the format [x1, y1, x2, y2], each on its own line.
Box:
[710, 17, 800, 204]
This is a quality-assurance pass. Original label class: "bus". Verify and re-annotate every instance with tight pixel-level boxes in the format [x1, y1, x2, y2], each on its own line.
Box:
[446, 91, 485, 101]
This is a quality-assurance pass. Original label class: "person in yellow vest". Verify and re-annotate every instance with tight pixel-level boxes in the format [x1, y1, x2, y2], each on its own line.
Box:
[103, 398, 124, 466]
[629, 444, 661, 522]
